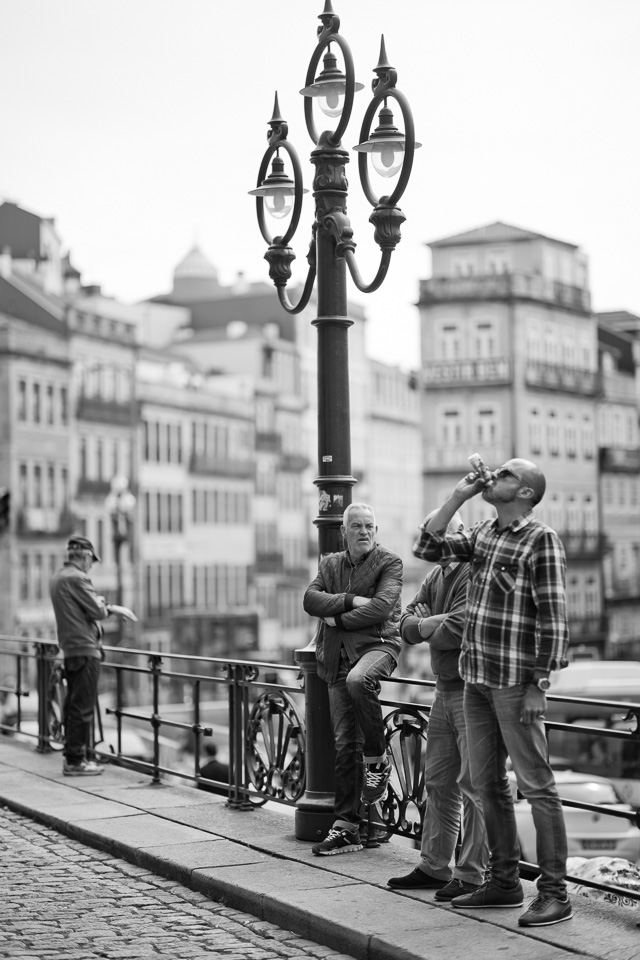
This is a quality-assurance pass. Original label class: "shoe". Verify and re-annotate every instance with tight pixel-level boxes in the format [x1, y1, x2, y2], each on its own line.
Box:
[435, 879, 481, 902]
[360, 826, 391, 845]
[63, 759, 104, 777]
[388, 867, 447, 889]
[518, 895, 572, 927]
[362, 758, 391, 804]
[312, 825, 363, 857]
[451, 880, 524, 909]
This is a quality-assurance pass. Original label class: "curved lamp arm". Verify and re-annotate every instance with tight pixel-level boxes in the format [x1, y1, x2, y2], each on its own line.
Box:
[343, 248, 392, 294]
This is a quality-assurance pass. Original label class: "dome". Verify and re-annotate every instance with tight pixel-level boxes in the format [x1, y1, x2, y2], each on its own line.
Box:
[173, 245, 218, 281]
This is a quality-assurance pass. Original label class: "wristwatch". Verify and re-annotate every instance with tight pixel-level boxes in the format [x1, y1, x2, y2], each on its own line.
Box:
[532, 677, 551, 692]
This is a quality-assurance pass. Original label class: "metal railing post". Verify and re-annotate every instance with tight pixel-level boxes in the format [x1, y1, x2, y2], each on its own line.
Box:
[35, 642, 53, 754]
[148, 654, 162, 784]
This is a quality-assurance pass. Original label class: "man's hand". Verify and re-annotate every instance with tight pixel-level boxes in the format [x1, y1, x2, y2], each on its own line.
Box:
[451, 473, 486, 503]
[520, 685, 546, 725]
[413, 602, 432, 618]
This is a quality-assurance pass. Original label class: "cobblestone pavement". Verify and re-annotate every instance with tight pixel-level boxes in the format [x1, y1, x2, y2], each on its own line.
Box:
[0, 808, 356, 960]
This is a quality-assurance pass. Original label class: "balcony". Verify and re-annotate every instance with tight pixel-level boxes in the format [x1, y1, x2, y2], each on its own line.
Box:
[605, 575, 640, 603]
[77, 477, 112, 498]
[256, 432, 281, 454]
[189, 454, 254, 479]
[422, 357, 512, 389]
[568, 615, 607, 646]
[420, 273, 591, 313]
[558, 530, 607, 561]
[423, 443, 511, 472]
[255, 552, 284, 574]
[599, 447, 640, 474]
[525, 360, 599, 396]
[76, 394, 134, 425]
[16, 507, 75, 537]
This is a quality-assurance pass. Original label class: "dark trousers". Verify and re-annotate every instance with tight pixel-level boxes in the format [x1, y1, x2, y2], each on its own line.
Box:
[63, 656, 101, 763]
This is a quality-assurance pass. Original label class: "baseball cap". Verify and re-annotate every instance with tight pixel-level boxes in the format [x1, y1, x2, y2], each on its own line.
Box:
[67, 535, 101, 562]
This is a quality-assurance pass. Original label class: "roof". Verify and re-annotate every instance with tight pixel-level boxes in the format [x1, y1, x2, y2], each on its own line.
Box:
[597, 310, 640, 332]
[428, 220, 579, 250]
[173, 245, 218, 281]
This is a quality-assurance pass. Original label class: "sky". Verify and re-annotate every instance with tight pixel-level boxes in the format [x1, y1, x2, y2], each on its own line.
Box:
[2, 0, 639, 369]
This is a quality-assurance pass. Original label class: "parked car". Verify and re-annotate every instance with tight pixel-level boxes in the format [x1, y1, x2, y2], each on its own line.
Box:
[511, 769, 640, 864]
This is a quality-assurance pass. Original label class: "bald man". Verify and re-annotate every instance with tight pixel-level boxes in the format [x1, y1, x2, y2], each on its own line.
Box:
[413, 458, 572, 929]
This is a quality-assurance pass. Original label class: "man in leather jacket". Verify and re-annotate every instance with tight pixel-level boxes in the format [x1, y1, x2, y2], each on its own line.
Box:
[303, 502, 403, 856]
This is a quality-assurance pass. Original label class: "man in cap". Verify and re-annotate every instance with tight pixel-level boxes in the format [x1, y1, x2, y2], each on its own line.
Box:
[50, 535, 113, 775]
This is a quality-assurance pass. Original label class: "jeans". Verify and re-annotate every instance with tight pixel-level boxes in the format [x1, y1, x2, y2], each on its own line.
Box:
[63, 656, 101, 763]
[326, 649, 395, 825]
[464, 682, 568, 898]
[419, 686, 487, 885]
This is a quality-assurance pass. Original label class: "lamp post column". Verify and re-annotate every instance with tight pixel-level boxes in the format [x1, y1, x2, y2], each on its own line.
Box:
[295, 136, 357, 841]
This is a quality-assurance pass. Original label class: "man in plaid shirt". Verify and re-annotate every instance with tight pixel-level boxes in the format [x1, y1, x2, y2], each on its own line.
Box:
[413, 457, 571, 928]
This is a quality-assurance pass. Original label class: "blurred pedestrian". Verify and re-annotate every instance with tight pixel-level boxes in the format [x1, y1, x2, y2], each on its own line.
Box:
[50, 535, 112, 776]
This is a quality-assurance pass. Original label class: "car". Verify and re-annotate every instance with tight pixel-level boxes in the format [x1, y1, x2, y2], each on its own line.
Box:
[510, 769, 640, 865]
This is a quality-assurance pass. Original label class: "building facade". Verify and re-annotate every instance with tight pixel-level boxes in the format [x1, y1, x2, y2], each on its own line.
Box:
[418, 221, 606, 659]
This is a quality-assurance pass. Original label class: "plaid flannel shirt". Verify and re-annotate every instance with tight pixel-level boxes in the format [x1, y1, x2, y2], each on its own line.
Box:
[413, 514, 569, 687]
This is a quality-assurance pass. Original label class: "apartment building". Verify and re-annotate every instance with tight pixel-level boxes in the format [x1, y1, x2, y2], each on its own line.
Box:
[418, 221, 605, 659]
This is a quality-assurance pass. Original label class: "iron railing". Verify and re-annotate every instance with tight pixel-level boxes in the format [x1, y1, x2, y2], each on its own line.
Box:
[1, 633, 640, 902]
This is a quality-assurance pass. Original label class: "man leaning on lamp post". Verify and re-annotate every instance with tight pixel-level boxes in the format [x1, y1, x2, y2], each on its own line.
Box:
[412, 457, 572, 928]
[303, 502, 402, 856]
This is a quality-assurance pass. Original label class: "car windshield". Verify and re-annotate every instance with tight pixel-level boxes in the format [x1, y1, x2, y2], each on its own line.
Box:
[559, 781, 621, 805]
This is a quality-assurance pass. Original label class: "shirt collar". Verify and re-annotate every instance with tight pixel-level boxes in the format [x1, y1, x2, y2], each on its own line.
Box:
[490, 512, 534, 534]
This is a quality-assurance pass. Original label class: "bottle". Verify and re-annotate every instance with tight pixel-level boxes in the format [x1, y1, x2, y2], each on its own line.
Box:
[468, 452, 493, 486]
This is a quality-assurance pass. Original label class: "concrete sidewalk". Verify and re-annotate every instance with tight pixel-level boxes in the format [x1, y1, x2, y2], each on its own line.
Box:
[0, 739, 637, 960]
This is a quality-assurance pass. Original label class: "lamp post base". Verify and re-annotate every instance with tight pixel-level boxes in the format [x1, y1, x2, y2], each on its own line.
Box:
[295, 794, 337, 841]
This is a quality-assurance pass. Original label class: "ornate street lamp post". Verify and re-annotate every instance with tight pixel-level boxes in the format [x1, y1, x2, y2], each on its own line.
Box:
[104, 475, 136, 646]
[250, 1, 419, 840]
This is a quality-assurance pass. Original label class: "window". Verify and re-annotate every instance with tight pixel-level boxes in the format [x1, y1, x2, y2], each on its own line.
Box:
[97, 519, 104, 564]
[33, 383, 41, 423]
[19, 464, 28, 508]
[80, 437, 87, 478]
[33, 465, 42, 508]
[582, 416, 595, 459]
[474, 321, 496, 359]
[474, 407, 498, 446]
[18, 380, 27, 421]
[529, 409, 542, 455]
[19, 554, 29, 601]
[60, 387, 68, 424]
[96, 439, 103, 480]
[436, 323, 462, 361]
[547, 411, 560, 456]
[565, 413, 577, 458]
[585, 577, 600, 618]
[33, 554, 43, 601]
[438, 408, 463, 446]
[46, 385, 54, 424]
[47, 465, 55, 508]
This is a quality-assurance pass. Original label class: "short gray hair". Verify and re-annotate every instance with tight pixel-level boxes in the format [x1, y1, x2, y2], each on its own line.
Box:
[342, 502, 376, 527]
[425, 508, 464, 536]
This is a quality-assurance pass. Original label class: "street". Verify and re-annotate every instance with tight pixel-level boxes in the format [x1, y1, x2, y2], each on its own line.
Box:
[0, 808, 354, 960]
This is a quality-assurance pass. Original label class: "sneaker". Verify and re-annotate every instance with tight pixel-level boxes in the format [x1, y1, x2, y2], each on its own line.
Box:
[63, 759, 104, 777]
[518, 895, 572, 927]
[360, 825, 391, 845]
[312, 824, 363, 857]
[362, 759, 391, 804]
[388, 867, 447, 890]
[451, 880, 524, 909]
[435, 879, 482, 902]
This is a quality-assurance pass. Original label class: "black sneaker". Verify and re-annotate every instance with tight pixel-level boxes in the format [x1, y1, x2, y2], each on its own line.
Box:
[312, 825, 363, 857]
[435, 879, 481, 902]
[63, 759, 104, 777]
[452, 880, 524, 909]
[518, 895, 572, 927]
[388, 867, 447, 889]
[362, 759, 391, 804]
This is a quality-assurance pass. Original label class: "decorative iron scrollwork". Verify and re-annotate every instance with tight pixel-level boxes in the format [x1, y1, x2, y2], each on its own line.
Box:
[245, 691, 306, 805]
[377, 706, 429, 839]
